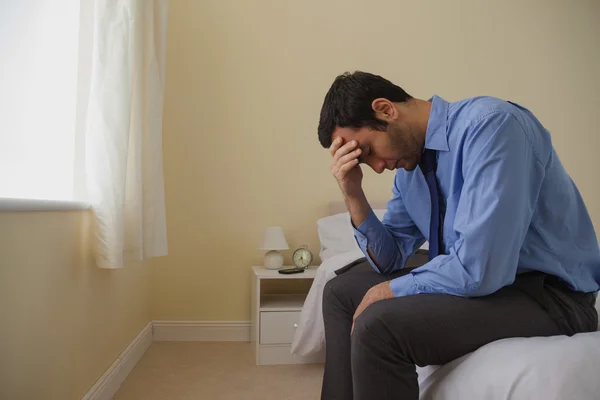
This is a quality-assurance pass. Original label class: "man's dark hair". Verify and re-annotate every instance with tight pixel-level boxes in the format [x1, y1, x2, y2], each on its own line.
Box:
[317, 71, 412, 148]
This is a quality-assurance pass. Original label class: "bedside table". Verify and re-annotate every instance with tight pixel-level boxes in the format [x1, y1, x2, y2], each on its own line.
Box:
[251, 266, 325, 366]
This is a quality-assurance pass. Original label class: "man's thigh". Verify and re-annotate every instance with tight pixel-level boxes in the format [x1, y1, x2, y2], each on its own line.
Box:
[352, 284, 562, 366]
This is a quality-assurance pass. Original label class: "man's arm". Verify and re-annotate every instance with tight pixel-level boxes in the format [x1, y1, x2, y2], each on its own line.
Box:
[388, 112, 544, 297]
[350, 175, 425, 275]
[345, 190, 370, 229]
[344, 191, 380, 265]
[329, 137, 424, 274]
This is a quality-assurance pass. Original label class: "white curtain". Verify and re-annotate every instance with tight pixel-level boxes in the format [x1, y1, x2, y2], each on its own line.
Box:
[82, 0, 169, 268]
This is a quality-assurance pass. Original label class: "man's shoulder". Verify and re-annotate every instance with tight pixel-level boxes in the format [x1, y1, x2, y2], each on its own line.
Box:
[448, 96, 516, 128]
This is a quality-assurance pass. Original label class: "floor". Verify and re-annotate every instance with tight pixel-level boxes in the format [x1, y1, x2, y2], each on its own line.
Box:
[114, 342, 324, 400]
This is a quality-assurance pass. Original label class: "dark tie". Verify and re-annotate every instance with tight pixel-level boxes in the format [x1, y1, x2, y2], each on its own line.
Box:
[419, 150, 445, 260]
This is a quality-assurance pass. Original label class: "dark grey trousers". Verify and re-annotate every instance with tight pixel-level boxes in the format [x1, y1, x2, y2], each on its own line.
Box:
[321, 259, 598, 400]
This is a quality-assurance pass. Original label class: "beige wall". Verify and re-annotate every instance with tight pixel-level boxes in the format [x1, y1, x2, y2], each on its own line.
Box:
[0, 211, 152, 400]
[154, 0, 600, 321]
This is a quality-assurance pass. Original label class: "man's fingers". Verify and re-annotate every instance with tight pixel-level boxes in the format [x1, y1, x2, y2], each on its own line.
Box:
[352, 300, 365, 326]
[332, 158, 359, 181]
[329, 138, 343, 157]
[330, 140, 358, 166]
[335, 141, 358, 160]
[351, 307, 362, 336]
[331, 147, 360, 175]
[351, 289, 377, 337]
[338, 159, 359, 175]
[331, 148, 361, 175]
[338, 148, 361, 166]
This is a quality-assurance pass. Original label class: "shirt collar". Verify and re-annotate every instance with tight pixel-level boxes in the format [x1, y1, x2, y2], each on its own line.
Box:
[424, 95, 450, 152]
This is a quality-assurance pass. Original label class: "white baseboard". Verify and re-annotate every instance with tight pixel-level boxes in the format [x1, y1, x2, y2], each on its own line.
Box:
[82, 322, 153, 400]
[153, 321, 251, 342]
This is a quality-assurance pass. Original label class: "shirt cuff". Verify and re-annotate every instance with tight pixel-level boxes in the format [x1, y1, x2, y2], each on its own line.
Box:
[353, 208, 381, 240]
[351, 209, 383, 271]
[389, 274, 419, 297]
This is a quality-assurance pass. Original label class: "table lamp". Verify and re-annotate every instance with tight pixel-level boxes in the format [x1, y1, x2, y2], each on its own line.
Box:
[258, 226, 289, 270]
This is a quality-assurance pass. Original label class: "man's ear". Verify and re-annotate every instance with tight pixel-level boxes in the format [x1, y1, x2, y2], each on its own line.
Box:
[371, 98, 397, 122]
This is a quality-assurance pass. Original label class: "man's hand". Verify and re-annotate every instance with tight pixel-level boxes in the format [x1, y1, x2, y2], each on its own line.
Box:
[351, 281, 394, 335]
[329, 137, 364, 198]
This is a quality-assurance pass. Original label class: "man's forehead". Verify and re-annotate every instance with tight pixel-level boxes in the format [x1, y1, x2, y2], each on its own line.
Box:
[332, 126, 360, 142]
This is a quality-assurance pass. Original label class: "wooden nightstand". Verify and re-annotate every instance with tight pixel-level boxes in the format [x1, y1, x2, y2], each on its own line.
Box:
[251, 266, 326, 365]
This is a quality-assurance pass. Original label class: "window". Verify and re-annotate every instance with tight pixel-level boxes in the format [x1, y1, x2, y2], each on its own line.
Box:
[0, 1, 80, 200]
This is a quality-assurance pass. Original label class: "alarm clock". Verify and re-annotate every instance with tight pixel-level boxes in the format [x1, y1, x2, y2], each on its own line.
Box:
[292, 245, 313, 269]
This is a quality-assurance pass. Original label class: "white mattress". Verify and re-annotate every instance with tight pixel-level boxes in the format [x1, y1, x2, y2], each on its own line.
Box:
[292, 251, 600, 399]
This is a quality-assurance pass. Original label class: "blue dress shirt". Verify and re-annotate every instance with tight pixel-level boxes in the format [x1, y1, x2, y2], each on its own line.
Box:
[354, 96, 600, 297]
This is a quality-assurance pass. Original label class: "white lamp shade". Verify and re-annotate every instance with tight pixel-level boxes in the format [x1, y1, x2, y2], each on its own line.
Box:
[258, 226, 289, 251]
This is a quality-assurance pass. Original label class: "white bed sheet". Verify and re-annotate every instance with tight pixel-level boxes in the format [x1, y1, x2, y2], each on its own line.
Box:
[419, 331, 600, 400]
[291, 249, 365, 357]
[292, 251, 600, 399]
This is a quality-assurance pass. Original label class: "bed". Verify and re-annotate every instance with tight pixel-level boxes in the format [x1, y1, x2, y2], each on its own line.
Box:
[291, 202, 600, 399]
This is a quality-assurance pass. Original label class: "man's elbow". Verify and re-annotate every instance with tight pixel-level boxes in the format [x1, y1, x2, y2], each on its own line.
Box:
[367, 248, 388, 275]
[464, 279, 508, 298]
[368, 249, 404, 276]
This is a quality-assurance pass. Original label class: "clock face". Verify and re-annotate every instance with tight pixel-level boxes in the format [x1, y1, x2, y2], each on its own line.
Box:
[293, 248, 312, 268]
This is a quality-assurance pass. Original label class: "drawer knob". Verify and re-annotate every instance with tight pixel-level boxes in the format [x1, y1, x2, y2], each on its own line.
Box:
[293, 323, 298, 328]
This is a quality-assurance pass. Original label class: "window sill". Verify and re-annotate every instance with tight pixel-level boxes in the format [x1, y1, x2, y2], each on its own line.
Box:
[0, 198, 91, 212]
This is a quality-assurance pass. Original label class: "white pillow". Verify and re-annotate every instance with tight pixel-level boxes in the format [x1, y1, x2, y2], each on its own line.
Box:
[317, 209, 386, 261]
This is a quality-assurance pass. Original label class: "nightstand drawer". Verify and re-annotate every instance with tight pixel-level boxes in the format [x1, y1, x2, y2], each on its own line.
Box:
[260, 311, 300, 344]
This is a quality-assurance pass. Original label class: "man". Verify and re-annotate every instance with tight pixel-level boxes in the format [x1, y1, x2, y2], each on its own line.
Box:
[317, 71, 600, 400]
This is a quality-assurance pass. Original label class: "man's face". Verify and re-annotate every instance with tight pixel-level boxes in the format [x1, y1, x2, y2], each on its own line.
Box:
[331, 121, 422, 174]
